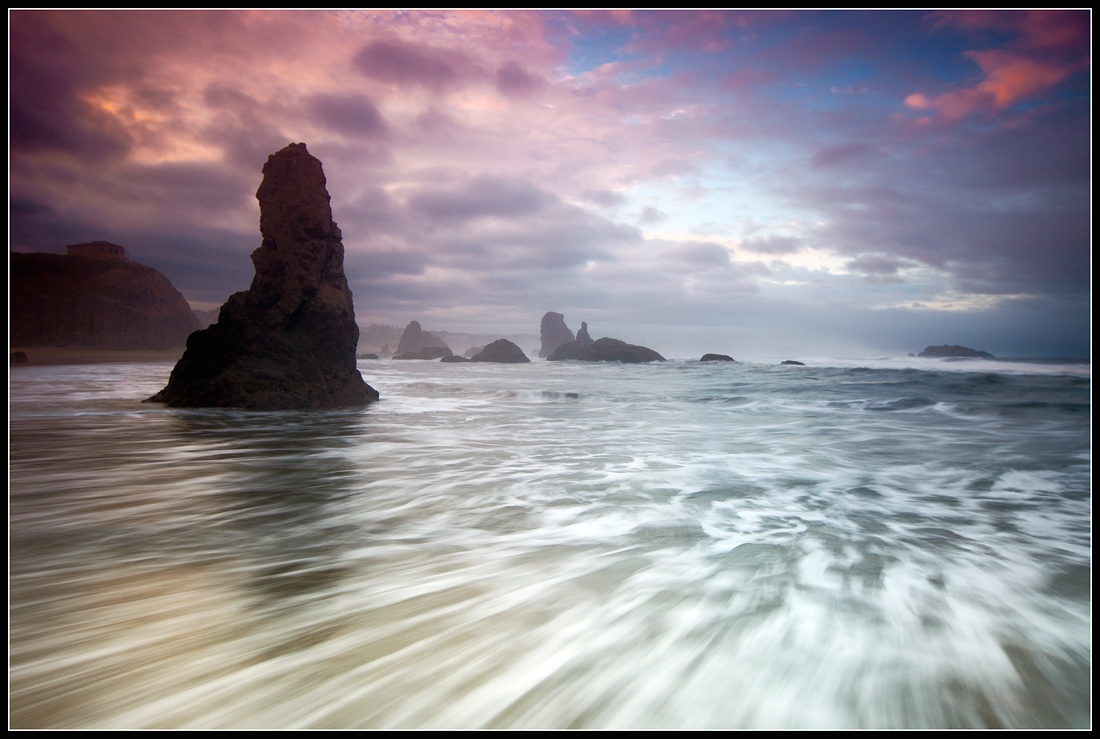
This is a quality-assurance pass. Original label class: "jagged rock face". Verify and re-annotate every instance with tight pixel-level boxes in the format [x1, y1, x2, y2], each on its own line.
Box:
[539, 312, 574, 358]
[11, 253, 200, 350]
[148, 143, 377, 410]
[396, 320, 450, 356]
[548, 337, 665, 363]
[576, 321, 592, 344]
[472, 339, 530, 363]
[918, 345, 994, 358]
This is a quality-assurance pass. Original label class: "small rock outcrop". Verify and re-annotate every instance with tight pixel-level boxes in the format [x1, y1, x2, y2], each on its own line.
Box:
[440, 354, 473, 363]
[700, 353, 736, 362]
[548, 337, 665, 363]
[11, 351, 29, 364]
[11, 252, 200, 350]
[576, 321, 592, 344]
[781, 360, 805, 366]
[394, 346, 453, 360]
[918, 345, 994, 359]
[539, 312, 575, 358]
[472, 339, 530, 363]
[147, 143, 377, 409]
[396, 320, 451, 357]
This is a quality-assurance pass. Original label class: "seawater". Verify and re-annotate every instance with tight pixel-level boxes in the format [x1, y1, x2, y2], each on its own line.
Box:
[8, 357, 1091, 729]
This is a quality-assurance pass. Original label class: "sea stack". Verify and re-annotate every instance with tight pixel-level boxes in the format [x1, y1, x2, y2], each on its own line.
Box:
[539, 311, 574, 358]
[147, 143, 377, 409]
[394, 320, 451, 358]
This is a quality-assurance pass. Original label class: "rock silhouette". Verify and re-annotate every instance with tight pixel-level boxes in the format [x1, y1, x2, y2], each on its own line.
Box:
[918, 345, 994, 359]
[539, 312, 574, 358]
[148, 143, 377, 409]
[396, 320, 451, 357]
[700, 353, 736, 362]
[548, 337, 665, 363]
[576, 321, 592, 344]
[11, 252, 200, 350]
[472, 339, 530, 363]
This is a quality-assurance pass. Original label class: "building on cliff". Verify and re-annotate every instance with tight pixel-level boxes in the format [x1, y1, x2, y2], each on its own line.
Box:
[66, 240, 127, 261]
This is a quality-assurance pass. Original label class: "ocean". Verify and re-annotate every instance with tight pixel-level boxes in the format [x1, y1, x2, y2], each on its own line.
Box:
[8, 355, 1091, 729]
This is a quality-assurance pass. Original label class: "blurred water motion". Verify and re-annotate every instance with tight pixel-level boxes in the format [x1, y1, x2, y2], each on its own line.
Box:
[9, 359, 1091, 728]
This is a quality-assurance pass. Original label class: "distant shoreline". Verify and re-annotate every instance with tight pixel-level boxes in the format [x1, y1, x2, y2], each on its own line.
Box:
[9, 346, 185, 367]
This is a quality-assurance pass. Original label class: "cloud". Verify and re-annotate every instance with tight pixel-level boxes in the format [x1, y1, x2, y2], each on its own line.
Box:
[496, 60, 545, 97]
[352, 38, 475, 93]
[905, 10, 1088, 121]
[308, 94, 389, 138]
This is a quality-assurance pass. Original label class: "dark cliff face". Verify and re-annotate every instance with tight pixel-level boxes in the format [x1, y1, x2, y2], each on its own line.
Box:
[148, 143, 378, 410]
[10, 253, 200, 350]
[539, 312, 574, 358]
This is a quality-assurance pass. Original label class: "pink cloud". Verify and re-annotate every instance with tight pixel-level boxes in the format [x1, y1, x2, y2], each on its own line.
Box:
[906, 10, 1087, 121]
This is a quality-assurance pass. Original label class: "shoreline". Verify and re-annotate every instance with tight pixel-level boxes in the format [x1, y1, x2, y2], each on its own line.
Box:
[10, 346, 185, 367]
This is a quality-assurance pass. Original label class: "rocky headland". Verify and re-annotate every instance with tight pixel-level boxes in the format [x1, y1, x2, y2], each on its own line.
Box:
[918, 345, 995, 359]
[147, 143, 377, 409]
[11, 252, 200, 350]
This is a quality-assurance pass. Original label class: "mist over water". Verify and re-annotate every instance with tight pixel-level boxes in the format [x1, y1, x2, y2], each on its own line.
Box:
[9, 357, 1091, 728]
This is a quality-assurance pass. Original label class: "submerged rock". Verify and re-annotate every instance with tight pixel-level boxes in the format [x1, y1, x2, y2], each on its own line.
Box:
[781, 360, 806, 366]
[147, 143, 377, 409]
[701, 353, 736, 362]
[472, 339, 530, 363]
[548, 337, 665, 363]
[539, 312, 574, 358]
[918, 345, 995, 359]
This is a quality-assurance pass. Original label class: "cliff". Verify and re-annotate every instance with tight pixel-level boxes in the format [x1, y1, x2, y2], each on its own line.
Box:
[10, 252, 200, 350]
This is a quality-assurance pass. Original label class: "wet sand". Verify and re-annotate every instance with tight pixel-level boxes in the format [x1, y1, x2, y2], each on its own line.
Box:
[9, 346, 185, 367]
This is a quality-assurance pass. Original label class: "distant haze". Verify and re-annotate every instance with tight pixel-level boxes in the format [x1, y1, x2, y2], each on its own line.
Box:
[9, 11, 1091, 358]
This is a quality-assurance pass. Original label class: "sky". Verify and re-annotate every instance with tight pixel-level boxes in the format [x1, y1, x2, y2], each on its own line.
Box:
[9, 9, 1092, 358]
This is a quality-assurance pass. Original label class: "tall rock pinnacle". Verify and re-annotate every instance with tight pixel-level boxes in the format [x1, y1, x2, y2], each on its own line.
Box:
[148, 143, 378, 409]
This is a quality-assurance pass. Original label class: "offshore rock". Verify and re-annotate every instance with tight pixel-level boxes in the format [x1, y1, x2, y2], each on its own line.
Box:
[918, 345, 994, 359]
[11, 252, 200, 350]
[147, 143, 377, 409]
[576, 321, 593, 344]
[394, 345, 453, 360]
[700, 353, 736, 362]
[548, 337, 665, 363]
[396, 320, 451, 356]
[539, 312, 574, 358]
[472, 339, 530, 363]
[781, 360, 806, 366]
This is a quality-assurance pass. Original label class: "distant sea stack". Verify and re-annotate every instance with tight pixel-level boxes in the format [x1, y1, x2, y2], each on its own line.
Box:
[918, 345, 995, 359]
[472, 339, 530, 363]
[576, 321, 592, 344]
[548, 336, 665, 363]
[395, 321, 451, 357]
[539, 312, 575, 358]
[148, 143, 377, 409]
[11, 251, 200, 350]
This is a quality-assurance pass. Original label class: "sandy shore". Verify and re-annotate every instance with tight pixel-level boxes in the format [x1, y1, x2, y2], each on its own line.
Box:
[10, 346, 185, 367]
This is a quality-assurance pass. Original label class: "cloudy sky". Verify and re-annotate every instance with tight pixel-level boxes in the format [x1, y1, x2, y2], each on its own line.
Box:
[9, 10, 1091, 357]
